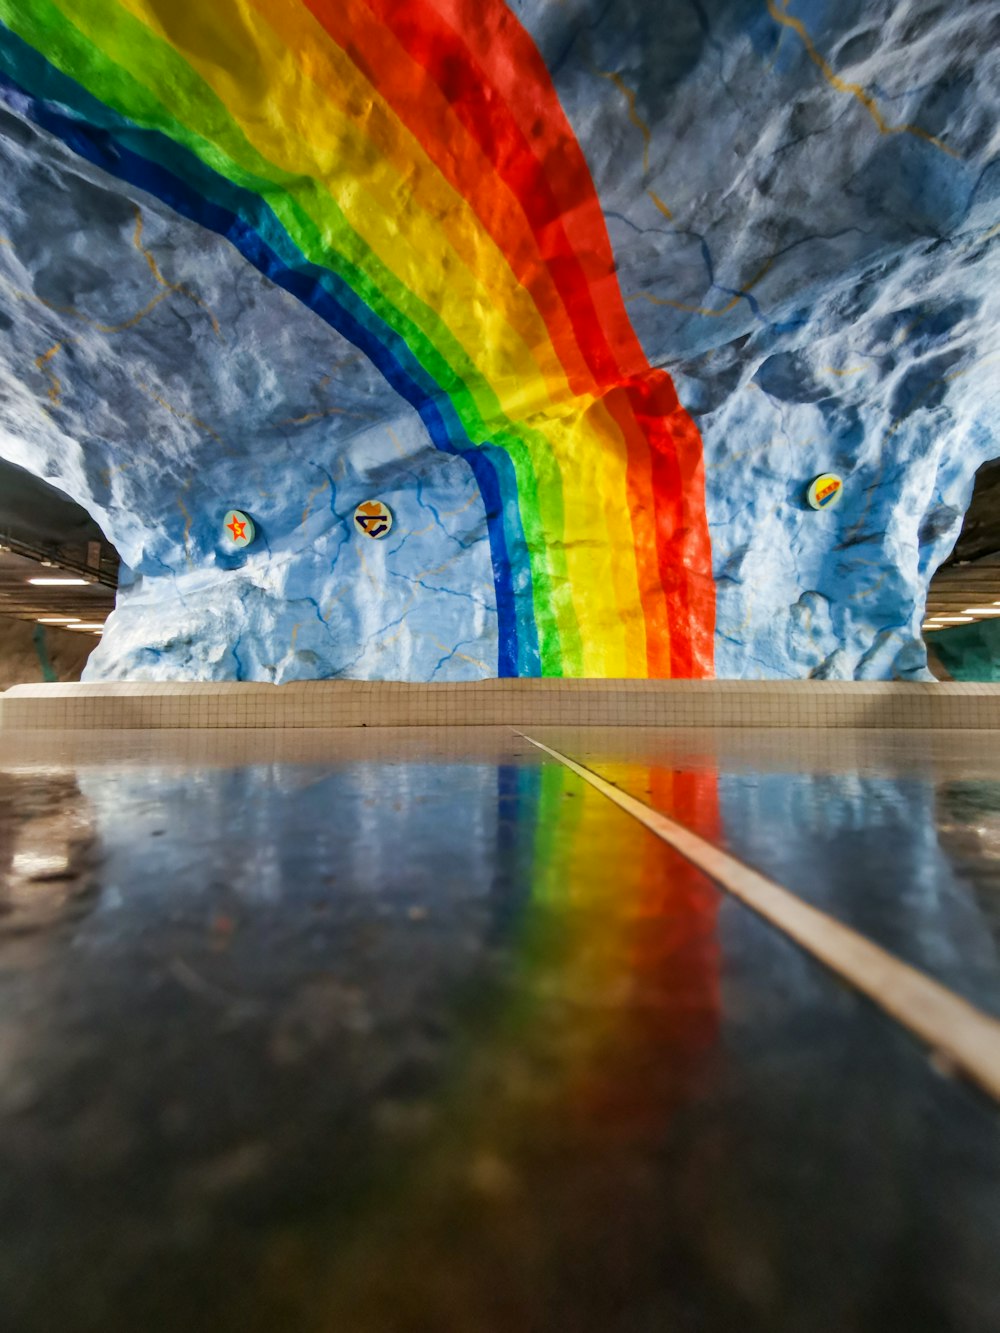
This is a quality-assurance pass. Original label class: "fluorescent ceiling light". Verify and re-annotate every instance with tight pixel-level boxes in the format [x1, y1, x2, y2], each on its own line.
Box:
[934, 615, 974, 623]
[962, 608, 1000, 615]
[27, 576, 89, 586]
[12, 851, 71, 877]
[35, 616, 80, 624]
[68, 622, 105, 631]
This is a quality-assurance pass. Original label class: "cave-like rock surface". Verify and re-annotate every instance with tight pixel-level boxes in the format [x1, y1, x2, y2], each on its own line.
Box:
[0, 0, 997, 682]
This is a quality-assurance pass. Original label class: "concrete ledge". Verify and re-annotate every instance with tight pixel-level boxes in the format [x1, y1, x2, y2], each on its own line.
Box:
[1, 679, 998, 730]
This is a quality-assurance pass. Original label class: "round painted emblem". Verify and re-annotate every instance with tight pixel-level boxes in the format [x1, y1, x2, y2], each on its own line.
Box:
[806, 474, 844, 510]
[223, 509, 255, 546]
[354, 500, 393, 539]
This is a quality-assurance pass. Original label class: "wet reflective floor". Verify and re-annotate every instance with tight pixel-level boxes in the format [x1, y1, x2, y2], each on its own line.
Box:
[0, 727, 999, 1333]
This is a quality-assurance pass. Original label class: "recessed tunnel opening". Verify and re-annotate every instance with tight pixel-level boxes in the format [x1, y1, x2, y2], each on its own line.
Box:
[925, 457, 1000, 681]
[0, 5, 999, 1329]
[0, 457, 118, 688]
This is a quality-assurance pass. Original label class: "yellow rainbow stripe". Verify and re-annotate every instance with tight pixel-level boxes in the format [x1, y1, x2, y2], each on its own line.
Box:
[0, 0, 717, 677]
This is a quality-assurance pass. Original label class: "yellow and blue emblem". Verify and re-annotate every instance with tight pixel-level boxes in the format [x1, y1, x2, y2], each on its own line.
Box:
[807, 474, 843, 510]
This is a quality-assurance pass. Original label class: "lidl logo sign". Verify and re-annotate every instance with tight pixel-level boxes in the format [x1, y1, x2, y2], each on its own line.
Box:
[807, 474, 843, 510]
[223, 509, 255, 545]
[354, 500, 393, 539]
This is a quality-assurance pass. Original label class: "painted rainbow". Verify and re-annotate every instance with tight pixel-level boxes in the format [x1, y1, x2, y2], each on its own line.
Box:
[0, 0, 716, 678]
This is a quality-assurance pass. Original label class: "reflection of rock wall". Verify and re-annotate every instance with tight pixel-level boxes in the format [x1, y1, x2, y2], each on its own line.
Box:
[718, 766, 1000, 1009]
[0, 1, 997, 681]
[935, 781, 1000, 957]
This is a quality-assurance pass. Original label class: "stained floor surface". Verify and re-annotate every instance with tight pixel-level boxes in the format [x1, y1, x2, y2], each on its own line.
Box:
[0, 726, 998, 1333]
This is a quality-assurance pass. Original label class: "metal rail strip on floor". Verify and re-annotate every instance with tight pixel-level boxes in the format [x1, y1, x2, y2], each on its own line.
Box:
[518, 731, 1000, 1107]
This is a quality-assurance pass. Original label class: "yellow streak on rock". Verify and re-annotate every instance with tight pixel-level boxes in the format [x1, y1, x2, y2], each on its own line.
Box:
[592, 64, 651, 173]
[12, 211, 222, 409]
[301, 477, 330, 526]
[627, 256, 775, 318]
[647, 190, 673, 221]
[135, 379, 227, 449]
[427, 635, 489, 673]
[132, 208, 223, 337]
[766, 0, 959, 158]
[357, 545, 379, 592]
[34, 342, 63, 404]
[176, 496, 194, 568]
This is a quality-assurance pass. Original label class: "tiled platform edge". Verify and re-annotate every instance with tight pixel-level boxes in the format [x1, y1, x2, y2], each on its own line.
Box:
[1, 679, 998, 730]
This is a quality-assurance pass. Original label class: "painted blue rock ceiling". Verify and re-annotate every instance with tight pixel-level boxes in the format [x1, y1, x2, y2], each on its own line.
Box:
[0, 0, 996, 681]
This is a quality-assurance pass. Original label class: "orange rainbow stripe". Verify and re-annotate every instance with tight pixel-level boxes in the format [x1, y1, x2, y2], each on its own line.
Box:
[0, 0, 716, 677]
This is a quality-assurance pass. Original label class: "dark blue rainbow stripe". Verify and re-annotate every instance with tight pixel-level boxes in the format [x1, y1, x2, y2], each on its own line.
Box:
[0, 21, 538, 676]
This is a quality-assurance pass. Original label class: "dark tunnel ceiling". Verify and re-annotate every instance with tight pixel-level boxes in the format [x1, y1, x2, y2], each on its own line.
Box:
[0, 457, 117, 627]
[0, 456, 105, 547]
[947, 458, 1000, 567]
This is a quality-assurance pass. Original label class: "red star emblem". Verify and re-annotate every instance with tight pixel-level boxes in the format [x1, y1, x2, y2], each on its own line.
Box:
[227, 515, 247, 541]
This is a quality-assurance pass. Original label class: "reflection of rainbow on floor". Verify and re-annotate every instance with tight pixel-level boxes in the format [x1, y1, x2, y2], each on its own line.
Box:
[278, 758, 721, 1322]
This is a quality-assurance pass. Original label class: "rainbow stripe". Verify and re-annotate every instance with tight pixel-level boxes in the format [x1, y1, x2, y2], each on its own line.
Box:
[0, 0, 716, 678]
[285, 759, 721, 1317]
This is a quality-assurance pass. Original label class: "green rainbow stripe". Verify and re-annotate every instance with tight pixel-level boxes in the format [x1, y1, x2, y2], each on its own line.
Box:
[0, 0, 717, 678]
[252, 758, 721, 1317]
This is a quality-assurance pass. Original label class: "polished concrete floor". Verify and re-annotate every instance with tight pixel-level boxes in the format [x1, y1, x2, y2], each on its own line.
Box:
[0, 727, 999, 1332]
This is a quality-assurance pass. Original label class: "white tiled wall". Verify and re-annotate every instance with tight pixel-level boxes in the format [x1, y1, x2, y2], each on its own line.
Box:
[1, 679, 998, 730]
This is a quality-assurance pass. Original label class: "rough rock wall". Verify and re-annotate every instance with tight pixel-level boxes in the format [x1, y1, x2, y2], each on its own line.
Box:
[533, 0, 1000, 679]
[0, 117, 498, 683]
[0, 615, 92, 689]
[0, 0, 996, 682]
[930, 619, 1000, 683]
